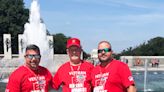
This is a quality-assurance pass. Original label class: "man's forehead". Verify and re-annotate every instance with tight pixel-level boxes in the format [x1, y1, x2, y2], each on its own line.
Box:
[68, 45, 81, 49]
[99, 42, 110, 48]
[26, 49, 40, 53]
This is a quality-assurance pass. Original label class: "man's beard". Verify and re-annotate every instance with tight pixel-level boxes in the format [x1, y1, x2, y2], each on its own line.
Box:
[99, 56, 111, 63]
[30, 62, 38, 70]
[71, 55, 79, 60]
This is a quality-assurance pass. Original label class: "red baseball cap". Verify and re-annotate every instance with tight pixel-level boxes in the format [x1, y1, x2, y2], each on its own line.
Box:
[67, 38, 81, 48]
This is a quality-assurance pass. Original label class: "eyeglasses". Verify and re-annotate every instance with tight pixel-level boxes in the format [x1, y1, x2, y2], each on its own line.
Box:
[25, 54, 41, 59]
[68, 48, 81, 52]
[98, 48, 112, 53]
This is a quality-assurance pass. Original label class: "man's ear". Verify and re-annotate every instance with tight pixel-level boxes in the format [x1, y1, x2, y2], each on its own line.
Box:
[111, 50, 113, 53]
[79, 47, 83, 52]
[24, 54, 26, 58]
[66, 49, 69, 54]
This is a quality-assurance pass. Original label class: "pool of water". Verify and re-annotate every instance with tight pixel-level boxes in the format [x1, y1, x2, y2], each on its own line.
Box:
[1, 71, 164, 92]
[133, 71, 164, 92]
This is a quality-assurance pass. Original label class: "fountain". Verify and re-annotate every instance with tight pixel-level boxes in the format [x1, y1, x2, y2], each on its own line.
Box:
[23, 0, 49, 53]
[23, 0, 54, 73]
[0, 0, 54, 83]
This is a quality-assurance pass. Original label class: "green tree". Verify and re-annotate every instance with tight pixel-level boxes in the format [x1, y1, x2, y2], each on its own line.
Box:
[0, 0, 29, 54]
[120, 37, 164, 56]
[53, 33, 70, 54]
[53, 33, 90, 58]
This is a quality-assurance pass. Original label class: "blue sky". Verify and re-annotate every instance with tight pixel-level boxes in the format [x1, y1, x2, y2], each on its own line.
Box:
[23, 0, 164, 53]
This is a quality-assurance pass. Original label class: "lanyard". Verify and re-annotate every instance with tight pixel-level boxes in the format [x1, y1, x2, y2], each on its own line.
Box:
[69, 62, 83, 88]
[70, 64, 81, 71]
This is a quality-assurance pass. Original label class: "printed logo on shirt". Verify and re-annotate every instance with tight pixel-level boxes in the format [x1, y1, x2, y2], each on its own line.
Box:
[28, 76, 46, 92]
[95, 72, 109, 86]
[94, 72, 109, 92]
[128, 76, 134, 81]
[69, 71, 86, 84]
[69, 71, 87, 91]
[93, 86, 107, 92]
[5, 89, 9, 92]
[71, 87, 87, 92]
[28, 76, 45, 82]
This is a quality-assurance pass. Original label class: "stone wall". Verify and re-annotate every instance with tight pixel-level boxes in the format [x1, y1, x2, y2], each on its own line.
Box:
[53, 54, 69, 72]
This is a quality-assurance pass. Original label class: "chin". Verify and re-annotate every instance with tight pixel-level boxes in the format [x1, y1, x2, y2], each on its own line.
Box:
[71, 57, 79, 60]
[100, 58, 107, 61]
[31, 65, 38, 69]
[71, 59, 79, 62]
[100, 59, 108, 62]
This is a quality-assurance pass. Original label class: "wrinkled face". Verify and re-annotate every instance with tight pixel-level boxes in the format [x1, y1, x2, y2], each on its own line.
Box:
[98, 42, 112, 63]
[67, 46, 82, 64]
[25, 50, 41, 70]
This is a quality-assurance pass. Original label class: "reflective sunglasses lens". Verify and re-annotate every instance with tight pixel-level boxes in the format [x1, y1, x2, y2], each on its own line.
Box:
[26, 54, 41, 59]
[34, 55, 41, 59]
[104, 48, 111, 53]
[98, 48, 111, 53]
[26, 55, 33, 59]
[98, 49, 103, 53]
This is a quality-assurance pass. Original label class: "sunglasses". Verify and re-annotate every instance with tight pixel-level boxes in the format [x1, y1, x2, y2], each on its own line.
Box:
[98, 48, 112, 53]
[25, 54, 41, 59]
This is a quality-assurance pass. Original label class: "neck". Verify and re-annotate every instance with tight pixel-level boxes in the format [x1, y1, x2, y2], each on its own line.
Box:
[100, 62, 109, 67]
[24, 64, 39, 71]
[70, 61, 82, 66]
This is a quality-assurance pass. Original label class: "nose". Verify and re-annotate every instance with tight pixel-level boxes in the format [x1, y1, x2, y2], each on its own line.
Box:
[71, 50, 77, 54]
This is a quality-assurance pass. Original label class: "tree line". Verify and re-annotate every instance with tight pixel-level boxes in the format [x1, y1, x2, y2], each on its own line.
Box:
[120, 37, 164, 56]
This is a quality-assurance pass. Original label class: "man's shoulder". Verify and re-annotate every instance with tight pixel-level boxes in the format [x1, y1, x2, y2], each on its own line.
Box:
[83, 60, 94, 66]
[92, 64, 100, 70]
[12, 66, 26, 74]
[55, 62, 70, 74]
[112, 59, 126, 65]
[9, 66, 27, 80]
[111, 59, 129, 69]
[61, 61, 70, 66]
[58, 61, 70, 70]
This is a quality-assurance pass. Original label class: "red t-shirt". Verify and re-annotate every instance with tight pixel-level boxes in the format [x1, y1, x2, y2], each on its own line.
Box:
[6, 65, 53, 92]
[91, 59, 135, 92]
[53, 61, 94, 92]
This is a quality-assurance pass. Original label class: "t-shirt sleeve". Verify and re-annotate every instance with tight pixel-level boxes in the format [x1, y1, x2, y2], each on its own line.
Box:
[120, 64, 135, 88]
[46, 69, 54, 90]
[52, 70, 62, 90]
[5, 73, 21, 92]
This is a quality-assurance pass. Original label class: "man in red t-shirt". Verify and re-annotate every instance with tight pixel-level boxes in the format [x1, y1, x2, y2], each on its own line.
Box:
[53, 38, 94, 92]
[6, 44, 53, 92]
[91, 41, 136, 92]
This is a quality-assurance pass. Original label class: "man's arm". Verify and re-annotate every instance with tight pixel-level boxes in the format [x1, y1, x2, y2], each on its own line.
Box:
[127, 85, 137, 92]
[5, 75, 21, 92]
[52, 71, 62, 90]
